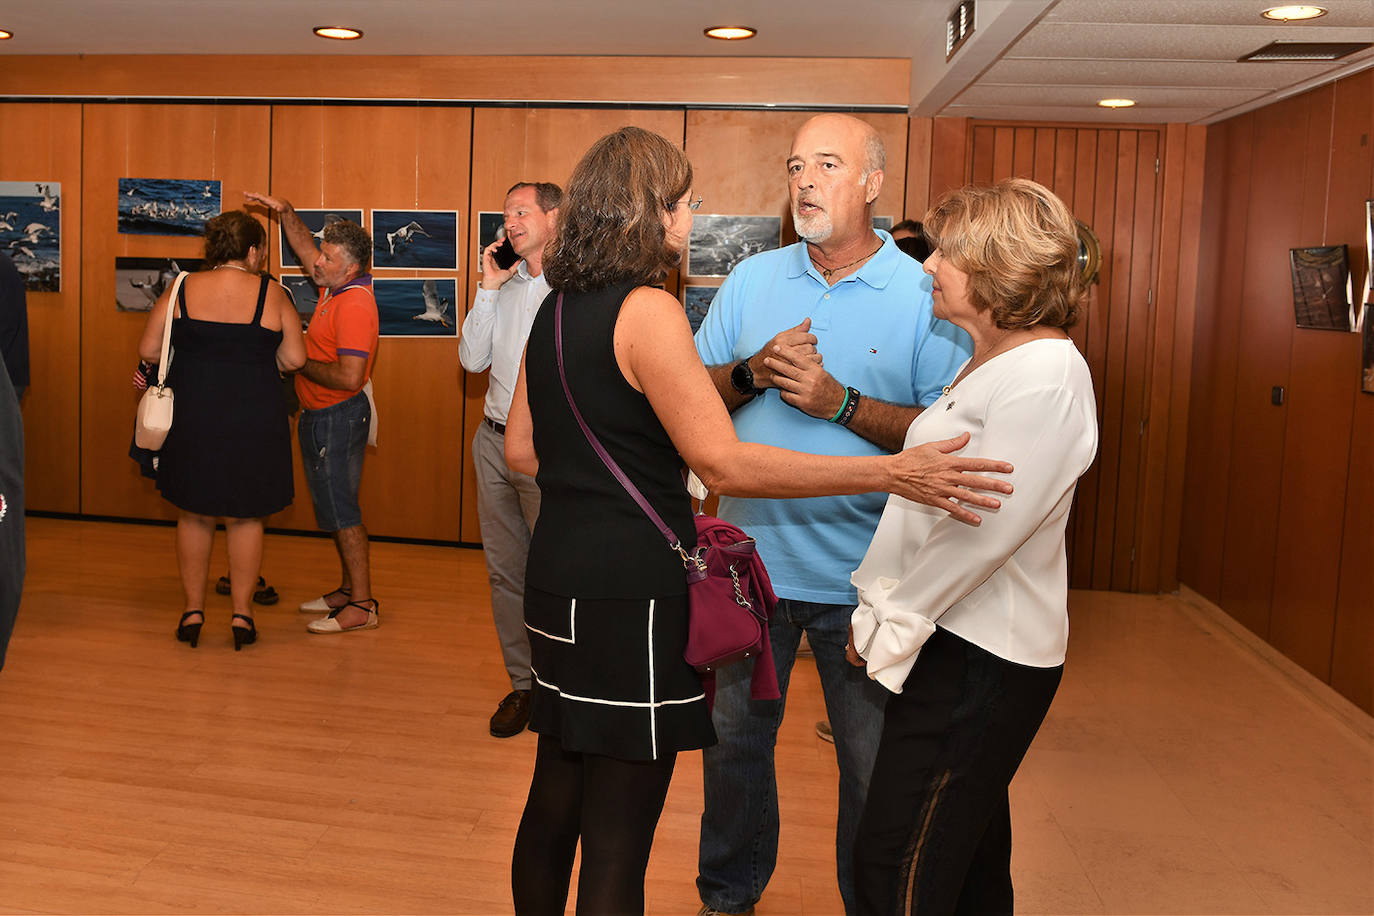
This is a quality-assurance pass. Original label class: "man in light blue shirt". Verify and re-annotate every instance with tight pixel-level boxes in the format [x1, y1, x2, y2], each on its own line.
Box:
[693, 114, 972, 916]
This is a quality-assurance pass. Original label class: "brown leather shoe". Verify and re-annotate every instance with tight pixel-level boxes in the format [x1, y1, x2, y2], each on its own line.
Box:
[489, 689, 531, 738]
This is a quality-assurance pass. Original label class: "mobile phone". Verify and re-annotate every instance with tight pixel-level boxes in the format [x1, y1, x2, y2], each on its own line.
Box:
[491, 236, 520, 270]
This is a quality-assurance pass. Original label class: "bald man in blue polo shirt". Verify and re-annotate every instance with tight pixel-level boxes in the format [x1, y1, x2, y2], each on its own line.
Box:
[693, 114, 973, 916]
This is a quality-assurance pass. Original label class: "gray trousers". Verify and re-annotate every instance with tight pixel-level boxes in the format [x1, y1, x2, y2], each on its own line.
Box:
[473, 420, 540, 692]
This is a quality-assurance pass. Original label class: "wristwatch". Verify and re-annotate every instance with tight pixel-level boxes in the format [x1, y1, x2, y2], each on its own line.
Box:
[730, 359, 762, 397]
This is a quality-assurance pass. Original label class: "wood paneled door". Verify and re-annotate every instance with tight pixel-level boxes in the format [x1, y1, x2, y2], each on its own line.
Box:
[969, 123, 1175, 592]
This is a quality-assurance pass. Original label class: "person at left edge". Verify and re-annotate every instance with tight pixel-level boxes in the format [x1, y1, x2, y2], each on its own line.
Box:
[244, 191, 382, 635]
[460, 181, 562, 739]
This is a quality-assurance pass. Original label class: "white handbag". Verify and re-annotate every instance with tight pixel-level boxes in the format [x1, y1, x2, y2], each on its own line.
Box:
[134, 271, 188, 450]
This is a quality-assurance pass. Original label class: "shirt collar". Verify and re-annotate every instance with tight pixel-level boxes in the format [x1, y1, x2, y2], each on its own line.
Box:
[786, 230, 901, 290]
[330, 272, 373, 296]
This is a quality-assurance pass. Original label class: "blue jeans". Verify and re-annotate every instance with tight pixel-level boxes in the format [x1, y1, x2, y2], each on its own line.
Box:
[698, 598, 888, 916]
[298, 390, 370, 532]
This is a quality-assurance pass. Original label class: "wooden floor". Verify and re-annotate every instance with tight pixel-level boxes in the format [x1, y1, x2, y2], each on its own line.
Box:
[1, 518, 1371, 915]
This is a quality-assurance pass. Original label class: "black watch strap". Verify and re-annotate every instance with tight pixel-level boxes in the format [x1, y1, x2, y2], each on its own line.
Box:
[730, 359, 761, 396]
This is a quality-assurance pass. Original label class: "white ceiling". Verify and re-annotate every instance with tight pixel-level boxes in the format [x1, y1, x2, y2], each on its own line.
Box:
[1, 0, 1371, 123]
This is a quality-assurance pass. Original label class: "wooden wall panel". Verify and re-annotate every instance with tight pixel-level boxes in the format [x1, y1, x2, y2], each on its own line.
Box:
[1215, 93, 1311, 638]
[1329, 70, 1374, 713]
[928, 117, 970, 204]
[461, 108, 685, 543]
[269, 105, 472, 541]
[1179, 116, 1252, 602]
[0, 55, 911, 110]
[79, 104, 271, 520]
[1332, 390, 1373, 711]
[903, 117, 935, 222]
[0, 104, 82, 512]
[1182, 70, 1373, 713]
[961, 123, 1196, 595]
[1146, 124, 1207, 594]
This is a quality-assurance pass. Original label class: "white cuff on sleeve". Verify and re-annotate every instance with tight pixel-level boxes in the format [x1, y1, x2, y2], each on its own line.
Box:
[850, 577, 937, 695]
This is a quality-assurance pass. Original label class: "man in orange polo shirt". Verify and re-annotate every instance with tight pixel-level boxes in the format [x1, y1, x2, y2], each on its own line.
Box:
[246, 191, 381, 634]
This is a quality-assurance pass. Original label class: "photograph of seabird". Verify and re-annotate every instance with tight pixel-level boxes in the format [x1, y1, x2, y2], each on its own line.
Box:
[371, 210, 458, 270]
[1290, 245, 1353, 332]
[476, 212, 507, 274]
[373, 278, 458, 337]
[279, 209, 365, 269]
[687, 215, 782, 278]
[278, 274, 320, 326]
[114, 257, 205, 312]
[683, 285, 720, 334]
[118, 178, 221, 236]
[0, 181, 62, 292]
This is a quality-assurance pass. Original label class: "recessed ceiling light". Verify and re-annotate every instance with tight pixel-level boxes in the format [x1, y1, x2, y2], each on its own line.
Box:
[0, 29, 12, 40]
[704, 26, 756, 40]
[1261, 5, 1327, 20]
[313, 25, 364, 40]
[1097, 98, 1136, 109]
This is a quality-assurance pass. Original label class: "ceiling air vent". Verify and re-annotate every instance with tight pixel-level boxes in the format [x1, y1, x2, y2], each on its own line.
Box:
[1239, 40, 1372, 61]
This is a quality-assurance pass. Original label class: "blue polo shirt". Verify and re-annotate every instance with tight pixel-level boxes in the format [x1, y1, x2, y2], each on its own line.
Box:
[694, 232, 971, 604]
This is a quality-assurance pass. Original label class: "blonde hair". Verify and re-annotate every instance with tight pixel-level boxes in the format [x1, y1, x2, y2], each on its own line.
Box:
[923, 178, 1084, 329]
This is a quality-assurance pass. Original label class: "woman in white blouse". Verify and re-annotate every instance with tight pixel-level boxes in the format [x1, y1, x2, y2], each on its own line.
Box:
[848, 178, 1098, 916]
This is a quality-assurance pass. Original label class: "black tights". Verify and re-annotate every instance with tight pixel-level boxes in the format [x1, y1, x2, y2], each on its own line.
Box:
[511, 734, 677, 916]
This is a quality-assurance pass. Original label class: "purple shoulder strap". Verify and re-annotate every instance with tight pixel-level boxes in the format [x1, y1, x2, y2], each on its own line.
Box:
[554, 292, 683, 551]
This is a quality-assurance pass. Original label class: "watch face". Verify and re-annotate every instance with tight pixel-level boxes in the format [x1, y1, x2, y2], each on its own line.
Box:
[731, 359, 755, 395]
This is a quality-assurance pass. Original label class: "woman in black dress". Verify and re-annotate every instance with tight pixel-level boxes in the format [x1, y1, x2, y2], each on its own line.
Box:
[503, 127, 1016, 916]
[137, 210, 305, 650]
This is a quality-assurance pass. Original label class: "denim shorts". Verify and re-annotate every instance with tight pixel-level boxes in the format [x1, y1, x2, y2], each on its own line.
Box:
[298, 390, 370, 532]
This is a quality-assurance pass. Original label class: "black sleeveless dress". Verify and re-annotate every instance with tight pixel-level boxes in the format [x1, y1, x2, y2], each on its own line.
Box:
[155, 274, 293, 519]
[523, 282, 715, 761]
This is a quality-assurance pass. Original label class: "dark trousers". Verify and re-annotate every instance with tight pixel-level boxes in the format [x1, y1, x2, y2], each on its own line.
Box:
[854, 628, 1062, 916]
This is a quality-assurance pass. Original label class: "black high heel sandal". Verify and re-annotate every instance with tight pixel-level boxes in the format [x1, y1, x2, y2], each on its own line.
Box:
[176, 611, 203, 648]
[231, 613, 257, 651]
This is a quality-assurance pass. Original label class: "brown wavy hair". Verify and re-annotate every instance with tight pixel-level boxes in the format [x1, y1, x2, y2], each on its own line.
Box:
[923, 178, 1084, 330]
[203, 209, 266, 268]
[543, 127, 692, 293]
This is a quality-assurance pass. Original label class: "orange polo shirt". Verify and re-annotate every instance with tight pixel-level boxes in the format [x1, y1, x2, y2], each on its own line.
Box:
[296, 274, 379, 410]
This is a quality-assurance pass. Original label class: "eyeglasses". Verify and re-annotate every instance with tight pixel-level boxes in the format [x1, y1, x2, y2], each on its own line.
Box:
[672, 195, 703, 212]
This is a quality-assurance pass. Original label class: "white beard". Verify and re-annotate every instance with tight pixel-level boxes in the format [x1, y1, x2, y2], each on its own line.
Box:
[792, 204, 833, 243]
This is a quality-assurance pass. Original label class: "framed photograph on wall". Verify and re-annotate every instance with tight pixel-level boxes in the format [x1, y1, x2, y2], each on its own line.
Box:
[280, 209, 364, 268]
[371, 209, 459, 270]
[683, 285, 719, 333]
[114, 256, 203, 312]
[0, 181, 61, 291]
[1289, 245, 1353, 332]
[688, 215, 781, 278]
[118, 178, 220, 236]
[476, 211, 506, 273]
[373, 278, 458, 337]
[278, 274, 319, 325]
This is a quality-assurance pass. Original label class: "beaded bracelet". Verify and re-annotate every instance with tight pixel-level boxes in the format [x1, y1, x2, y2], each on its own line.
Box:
[836, 386, 861, 427]
[828, 387, 852, 423]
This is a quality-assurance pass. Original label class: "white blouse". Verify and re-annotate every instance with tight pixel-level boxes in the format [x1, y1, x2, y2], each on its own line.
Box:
[850, 338, 1098, 694]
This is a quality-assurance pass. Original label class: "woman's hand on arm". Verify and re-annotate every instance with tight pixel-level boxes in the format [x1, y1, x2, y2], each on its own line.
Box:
[504, 349, 538, 477]
[888, 431, 1014, 526]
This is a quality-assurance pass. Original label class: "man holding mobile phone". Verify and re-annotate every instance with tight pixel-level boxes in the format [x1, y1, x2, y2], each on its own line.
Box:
[459, 180, 562, 738]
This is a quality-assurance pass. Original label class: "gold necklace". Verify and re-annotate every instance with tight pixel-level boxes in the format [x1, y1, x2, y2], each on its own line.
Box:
[809, 242, 882, 284]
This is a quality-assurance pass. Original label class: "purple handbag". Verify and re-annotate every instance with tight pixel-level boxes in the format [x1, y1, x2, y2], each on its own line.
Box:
[553, 293, 780, 703]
